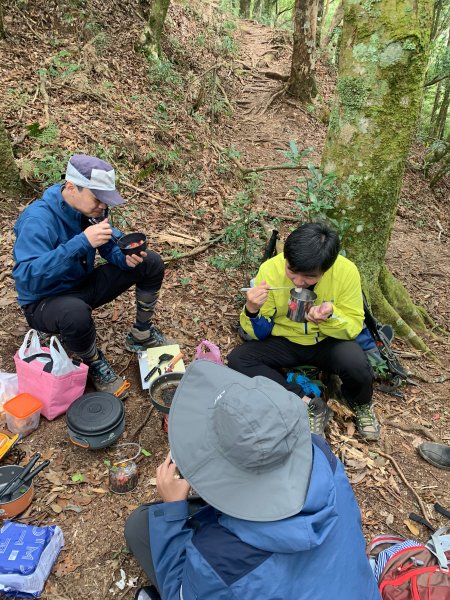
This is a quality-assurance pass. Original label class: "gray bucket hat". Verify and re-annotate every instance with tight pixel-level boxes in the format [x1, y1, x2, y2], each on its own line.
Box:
[65, 154, 125, 206]
[168, 361, 312, 522]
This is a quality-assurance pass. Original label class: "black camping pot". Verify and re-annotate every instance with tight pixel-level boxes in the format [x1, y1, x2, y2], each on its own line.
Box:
[66, 392, 125, 449]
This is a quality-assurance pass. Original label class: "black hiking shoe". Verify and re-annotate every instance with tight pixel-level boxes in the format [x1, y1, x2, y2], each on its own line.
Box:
[307, 397, 333, 437]
[88, 351, 130, 400]
[134, 586, 161, 600]
[351, 403, 380, 441]
[125, 324, 169, 352]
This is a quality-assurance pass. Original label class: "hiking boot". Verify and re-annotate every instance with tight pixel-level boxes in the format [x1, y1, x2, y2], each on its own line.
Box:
[88, 351, 130, 400]
[351, 403, 381, 441]
[307, 397, 333, 437]
[125, 324, 168, 352]
[418, 442, 450, 471]
[134, 586, 161, 600]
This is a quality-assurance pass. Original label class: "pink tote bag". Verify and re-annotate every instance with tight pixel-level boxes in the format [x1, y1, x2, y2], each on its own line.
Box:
[14, 331, 88, 420]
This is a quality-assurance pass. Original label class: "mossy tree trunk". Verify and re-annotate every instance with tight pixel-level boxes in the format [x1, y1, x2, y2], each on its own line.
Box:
[0, 119, 24, 202]
[140, 0, 171, 61]
[287, 0, 318, 102]
[321, 0, 433, 352]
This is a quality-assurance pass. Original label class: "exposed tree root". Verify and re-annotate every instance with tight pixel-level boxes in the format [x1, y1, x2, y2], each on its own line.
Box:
[259, 84, 288, 115]
[369, 266, 432, 354]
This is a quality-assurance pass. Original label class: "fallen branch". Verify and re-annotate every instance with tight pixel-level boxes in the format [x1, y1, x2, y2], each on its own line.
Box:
[130, 406, 154, 441]
[210, 140, 310, 175]
[385, 420, 438, 442]
[120, 179, 177, 208]
[162, 233, 225, 263]
[377, 450, 430, 520]
[39, 71, 50, 126]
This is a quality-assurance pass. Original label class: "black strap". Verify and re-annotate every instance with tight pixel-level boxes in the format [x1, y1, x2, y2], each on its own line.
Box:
[22, 353, 54, 373]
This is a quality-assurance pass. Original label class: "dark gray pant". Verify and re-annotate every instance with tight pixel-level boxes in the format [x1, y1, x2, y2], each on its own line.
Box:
[124, 498, 207, 591]
[228, 336, 373, 406]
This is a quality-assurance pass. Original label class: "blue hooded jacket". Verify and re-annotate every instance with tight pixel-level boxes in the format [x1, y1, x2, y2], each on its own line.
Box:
[147, 440, 381, 600]
[12, 183, 128, 305]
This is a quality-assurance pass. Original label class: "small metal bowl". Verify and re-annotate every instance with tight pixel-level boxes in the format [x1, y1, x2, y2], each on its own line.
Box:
[118, 232, 148, 256]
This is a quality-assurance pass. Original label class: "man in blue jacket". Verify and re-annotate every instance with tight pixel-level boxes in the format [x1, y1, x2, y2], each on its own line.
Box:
[13, 154, 167, 398]
[125, 360, 381, 600]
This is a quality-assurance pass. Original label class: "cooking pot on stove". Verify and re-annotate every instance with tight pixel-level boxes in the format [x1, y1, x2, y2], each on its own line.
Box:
[66, 392, 125, 449]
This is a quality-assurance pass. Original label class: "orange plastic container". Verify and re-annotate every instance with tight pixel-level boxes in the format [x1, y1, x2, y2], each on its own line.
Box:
[3, 393, 43, 437]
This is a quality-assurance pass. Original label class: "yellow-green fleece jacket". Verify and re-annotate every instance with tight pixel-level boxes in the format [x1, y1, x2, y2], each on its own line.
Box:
[240, 253, 364, 345]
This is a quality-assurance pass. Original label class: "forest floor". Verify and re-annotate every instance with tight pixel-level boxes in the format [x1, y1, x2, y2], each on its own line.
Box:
[0, 1, 449, 598]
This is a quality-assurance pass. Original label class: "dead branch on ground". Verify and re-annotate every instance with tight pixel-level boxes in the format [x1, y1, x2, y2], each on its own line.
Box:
[162, 233, 225, 263]
[39, 71, 50, 126]
[377, 450, 431, 520]
[385, 420, 439, 442]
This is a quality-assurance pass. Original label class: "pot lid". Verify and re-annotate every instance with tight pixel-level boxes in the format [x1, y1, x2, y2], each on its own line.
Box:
[66, 392, 124, 435]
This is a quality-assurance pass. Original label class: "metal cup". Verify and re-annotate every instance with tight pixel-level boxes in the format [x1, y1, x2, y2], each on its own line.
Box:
[286, 288, 317, 323]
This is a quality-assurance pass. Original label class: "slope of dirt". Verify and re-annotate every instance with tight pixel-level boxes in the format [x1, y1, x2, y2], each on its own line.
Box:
[0, 2, 449, 598]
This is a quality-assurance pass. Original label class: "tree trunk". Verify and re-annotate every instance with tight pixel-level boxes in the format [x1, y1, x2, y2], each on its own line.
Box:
[434, 79, 449, 140]
[239, 0, 251, 18]
[321, 0, 433, 351]
[0, 1, 5, 39]
[429, 147, 450, 187]
[287, 0, 318, 102]
[139, 0, 171, 61]
[253, 0, 262, 18]
[320, 0, 343, 48]
[316, 0, 325, 46]
[0, 119, 24, 201]
[429, 81, 442, 130]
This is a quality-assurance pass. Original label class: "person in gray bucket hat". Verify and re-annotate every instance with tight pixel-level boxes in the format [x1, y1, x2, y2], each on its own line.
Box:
[125, 360, 380, 600]
[12, 154, 168, 399]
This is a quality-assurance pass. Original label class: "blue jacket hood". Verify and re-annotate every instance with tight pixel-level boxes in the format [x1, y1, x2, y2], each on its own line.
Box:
[219, 444, 338, 554]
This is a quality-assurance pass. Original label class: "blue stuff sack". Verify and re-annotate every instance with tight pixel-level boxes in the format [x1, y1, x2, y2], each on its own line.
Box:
[286, 372, 321, 398]
[0, 521, 64, 598]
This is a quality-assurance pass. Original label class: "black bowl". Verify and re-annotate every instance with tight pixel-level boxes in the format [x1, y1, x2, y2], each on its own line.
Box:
[118, 232, 148, 256]
[149, 372, 184, 414]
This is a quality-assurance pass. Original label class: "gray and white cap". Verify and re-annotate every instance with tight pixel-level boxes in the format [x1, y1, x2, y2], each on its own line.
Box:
[65, 154, 125, 206]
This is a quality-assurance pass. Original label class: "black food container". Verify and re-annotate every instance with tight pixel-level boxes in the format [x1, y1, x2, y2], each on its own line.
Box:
[66, 392, 125, 449]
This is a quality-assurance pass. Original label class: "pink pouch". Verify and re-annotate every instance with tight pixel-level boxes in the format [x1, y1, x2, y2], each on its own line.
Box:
[195, 340, 224, 365]
[14, 339, 88, 421]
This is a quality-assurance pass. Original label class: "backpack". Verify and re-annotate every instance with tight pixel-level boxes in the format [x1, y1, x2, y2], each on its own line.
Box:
[357, 293, 410, 392]
[369, 527, 450, 599]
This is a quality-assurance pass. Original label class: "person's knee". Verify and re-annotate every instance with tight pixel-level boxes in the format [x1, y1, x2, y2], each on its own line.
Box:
[142, 252, 165, 281]
[58, 298, 92, 336]
[124, 505, 149, 549]
[336, 343, 373, 384]
[227, 345, 245, 371]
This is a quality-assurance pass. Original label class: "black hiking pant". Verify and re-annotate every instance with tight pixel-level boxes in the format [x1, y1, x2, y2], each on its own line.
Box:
[227, 336, 373, 407]
[21, 252, 164, 355]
